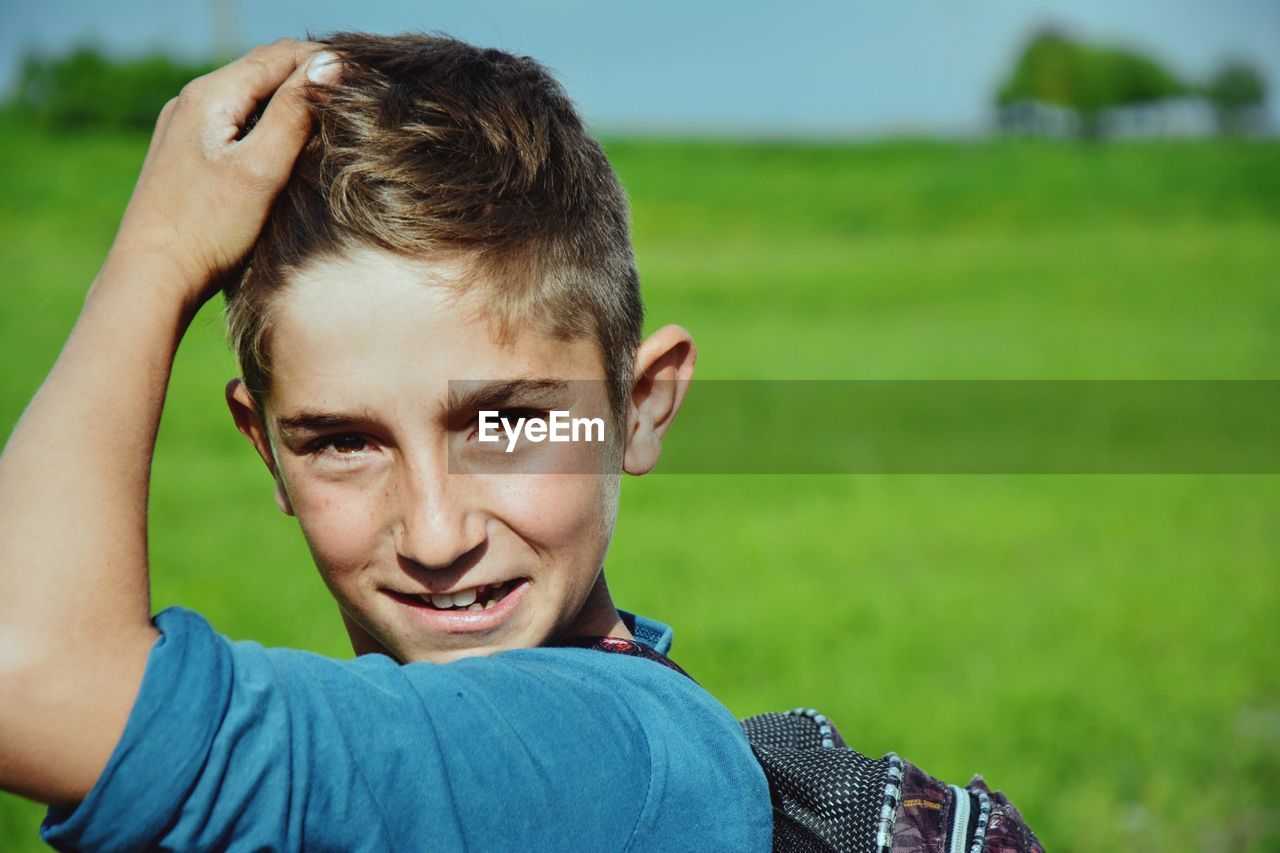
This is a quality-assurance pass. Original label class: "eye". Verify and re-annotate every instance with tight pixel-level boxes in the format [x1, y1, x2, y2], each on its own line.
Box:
[498, 408, 546, 424]
[329, 435, 367, 453]
[310, 433, 371, 460]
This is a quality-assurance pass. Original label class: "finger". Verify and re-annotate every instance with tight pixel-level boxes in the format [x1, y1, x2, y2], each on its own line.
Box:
[204, 39, 325, 130]
[140, 97, 179, 170]
[234, 51, 339, 182]
[154, 96, 179, 134]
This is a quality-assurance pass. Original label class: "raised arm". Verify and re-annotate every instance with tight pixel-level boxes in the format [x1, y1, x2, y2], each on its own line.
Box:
[0, 39, 337, 806]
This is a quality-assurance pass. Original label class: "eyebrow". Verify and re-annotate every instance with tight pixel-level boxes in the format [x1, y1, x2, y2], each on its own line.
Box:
[446, 378, 572, 418]
[273, 379, 572, 438]
[274, 410, 378, 440]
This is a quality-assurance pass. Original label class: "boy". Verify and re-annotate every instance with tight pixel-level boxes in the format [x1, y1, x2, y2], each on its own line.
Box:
[0, 33, 773, 849]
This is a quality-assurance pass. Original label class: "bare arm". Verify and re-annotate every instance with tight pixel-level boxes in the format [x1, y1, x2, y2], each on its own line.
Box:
[0, 38, 338, 806]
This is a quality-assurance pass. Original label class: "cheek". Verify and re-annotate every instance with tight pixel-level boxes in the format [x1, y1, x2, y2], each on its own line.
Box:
[495, 473, 614, 554]
[287, 476, 388, 575]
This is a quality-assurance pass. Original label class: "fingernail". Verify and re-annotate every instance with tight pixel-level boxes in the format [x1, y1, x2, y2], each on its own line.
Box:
[307, 51, 339, 83]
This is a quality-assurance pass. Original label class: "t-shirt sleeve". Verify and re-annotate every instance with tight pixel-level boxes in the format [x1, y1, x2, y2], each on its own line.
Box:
[40, 606, 667, 851]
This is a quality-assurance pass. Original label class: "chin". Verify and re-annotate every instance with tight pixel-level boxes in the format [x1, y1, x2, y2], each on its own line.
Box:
[378, 621, 532, 664]
[411, 644, 503, 664]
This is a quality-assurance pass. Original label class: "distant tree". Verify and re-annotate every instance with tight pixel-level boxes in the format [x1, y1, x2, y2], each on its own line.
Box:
[1098, 46, 1186, 106]
[997, 28, 1187, 138]
[997, 30, 1078, 112]
[12, 44, 217, 131]
[1206, 60, 1268, 135]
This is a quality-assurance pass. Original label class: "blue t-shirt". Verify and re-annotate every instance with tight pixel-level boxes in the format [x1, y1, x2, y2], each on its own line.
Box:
[41, 606, 772, 851]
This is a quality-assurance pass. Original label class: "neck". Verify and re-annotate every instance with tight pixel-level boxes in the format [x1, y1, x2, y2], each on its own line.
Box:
[562, 570, 634, 643]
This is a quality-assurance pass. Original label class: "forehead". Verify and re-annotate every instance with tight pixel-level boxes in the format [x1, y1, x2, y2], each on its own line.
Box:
[263, 246, 605, 414]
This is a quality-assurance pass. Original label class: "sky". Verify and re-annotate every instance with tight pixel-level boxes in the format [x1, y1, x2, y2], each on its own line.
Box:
[1, 0, 1277, 136]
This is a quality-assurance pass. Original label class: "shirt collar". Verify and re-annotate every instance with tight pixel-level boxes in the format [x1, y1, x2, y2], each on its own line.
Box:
[617, 609, 674, 655]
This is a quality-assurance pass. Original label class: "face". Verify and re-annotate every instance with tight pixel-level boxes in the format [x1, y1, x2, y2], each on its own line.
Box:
[233, 245, 631, 664]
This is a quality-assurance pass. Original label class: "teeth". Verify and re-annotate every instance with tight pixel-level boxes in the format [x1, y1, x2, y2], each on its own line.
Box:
[415, 581, 519, 611]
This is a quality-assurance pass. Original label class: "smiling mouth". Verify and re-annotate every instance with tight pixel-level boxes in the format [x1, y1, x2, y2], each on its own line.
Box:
[383, 577, 531, 636]
[387, 578, 525, 612]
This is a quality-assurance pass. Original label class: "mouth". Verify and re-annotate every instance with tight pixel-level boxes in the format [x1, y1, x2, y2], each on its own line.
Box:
[383, 578, 530, 634]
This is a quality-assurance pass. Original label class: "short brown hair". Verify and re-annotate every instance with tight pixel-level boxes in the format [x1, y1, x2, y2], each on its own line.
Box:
[223, 31, 644, 428]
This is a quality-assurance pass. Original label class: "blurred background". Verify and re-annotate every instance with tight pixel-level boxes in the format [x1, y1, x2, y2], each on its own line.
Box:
[1, 1, 1277, 849]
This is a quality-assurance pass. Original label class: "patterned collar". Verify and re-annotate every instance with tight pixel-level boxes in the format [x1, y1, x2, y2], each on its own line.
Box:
[551, 612, 692, 682]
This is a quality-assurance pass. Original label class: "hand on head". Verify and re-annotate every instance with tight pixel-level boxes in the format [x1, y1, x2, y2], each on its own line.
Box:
[106, 39, 341, 310]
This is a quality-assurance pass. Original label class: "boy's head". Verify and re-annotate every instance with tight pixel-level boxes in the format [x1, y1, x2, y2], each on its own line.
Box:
[222, 32, 696, 664]
[227, 31, 642, 427]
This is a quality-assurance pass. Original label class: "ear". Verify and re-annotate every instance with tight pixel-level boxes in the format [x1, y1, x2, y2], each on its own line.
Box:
[225, 378, 295, 516]
[623, 324, 697, 476]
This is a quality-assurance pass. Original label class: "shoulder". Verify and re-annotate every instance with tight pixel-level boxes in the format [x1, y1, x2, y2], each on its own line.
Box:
[441, 643, 773, 849]
[45, 606, 771, 851]
[278, 621, 775, 851]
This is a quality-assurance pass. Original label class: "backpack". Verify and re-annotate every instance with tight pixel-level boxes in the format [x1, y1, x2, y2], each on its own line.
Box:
[558, 635, 1045, 853]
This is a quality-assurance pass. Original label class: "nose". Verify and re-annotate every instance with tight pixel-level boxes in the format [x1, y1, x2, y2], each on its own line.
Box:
[392, 455, 487, 573]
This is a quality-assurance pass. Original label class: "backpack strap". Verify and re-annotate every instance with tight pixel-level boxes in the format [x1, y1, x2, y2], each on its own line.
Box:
[550, 634, 696, 682]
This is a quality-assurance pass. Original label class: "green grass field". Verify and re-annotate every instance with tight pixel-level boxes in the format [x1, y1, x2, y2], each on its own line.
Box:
[1, 119, 1277, 850]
